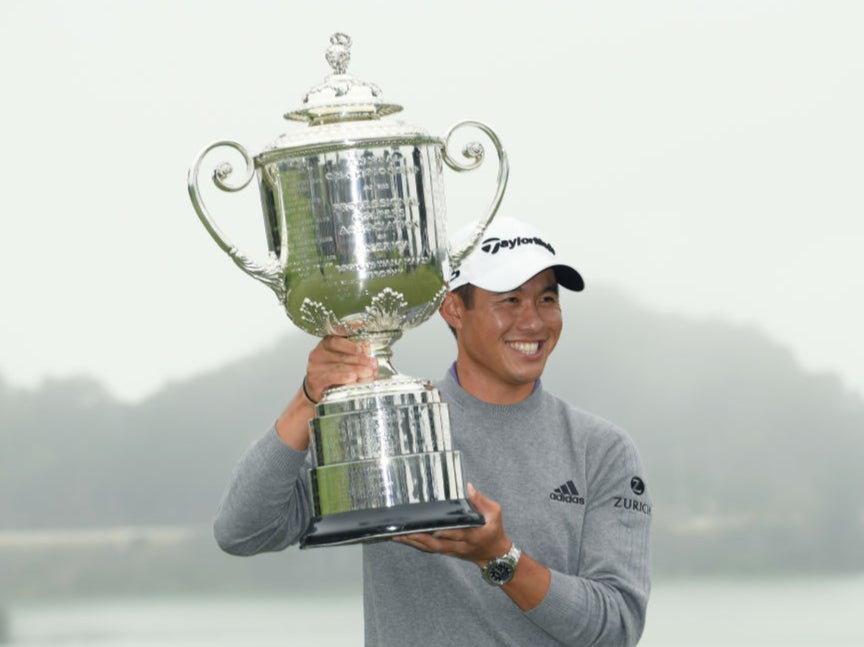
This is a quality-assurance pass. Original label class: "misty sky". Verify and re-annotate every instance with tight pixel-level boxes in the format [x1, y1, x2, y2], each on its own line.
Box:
[0, 0, 862, 402]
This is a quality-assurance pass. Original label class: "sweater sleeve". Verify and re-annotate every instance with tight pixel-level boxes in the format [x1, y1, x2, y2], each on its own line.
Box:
[213, 425, 314, 555]
[525, 428, 652, 647]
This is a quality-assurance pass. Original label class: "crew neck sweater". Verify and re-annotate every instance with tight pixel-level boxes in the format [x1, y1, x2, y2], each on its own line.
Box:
[214, 371, 651, 646]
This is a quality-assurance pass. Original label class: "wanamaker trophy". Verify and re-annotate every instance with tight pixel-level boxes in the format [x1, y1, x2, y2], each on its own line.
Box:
[187, 33, 509, 547]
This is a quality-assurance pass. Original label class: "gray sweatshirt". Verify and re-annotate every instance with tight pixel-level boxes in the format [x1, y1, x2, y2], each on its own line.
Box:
[214, 372, 652, 646]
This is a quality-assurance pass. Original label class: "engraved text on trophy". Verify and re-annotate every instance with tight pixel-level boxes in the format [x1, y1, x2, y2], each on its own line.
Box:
[257, 144, 448, 337]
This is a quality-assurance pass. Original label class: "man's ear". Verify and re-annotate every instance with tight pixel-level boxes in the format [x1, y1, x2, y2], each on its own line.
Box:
[439, 291, 463, 331]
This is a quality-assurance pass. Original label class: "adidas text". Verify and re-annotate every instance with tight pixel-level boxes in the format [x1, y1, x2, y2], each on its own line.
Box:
[550, 492, 585, 504]
[550, 480, 584, 505]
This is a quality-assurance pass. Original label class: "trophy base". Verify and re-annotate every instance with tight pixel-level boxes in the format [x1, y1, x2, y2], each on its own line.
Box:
[300, 499, 484, 548]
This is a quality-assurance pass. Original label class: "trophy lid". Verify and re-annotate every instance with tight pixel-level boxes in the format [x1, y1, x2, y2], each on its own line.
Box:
[284, 33, 403, 126]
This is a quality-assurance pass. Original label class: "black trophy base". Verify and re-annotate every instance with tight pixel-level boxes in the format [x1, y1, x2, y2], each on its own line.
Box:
[300, 499, 484, 549]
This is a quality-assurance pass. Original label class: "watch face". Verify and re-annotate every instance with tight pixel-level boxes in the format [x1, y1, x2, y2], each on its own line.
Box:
[485, 559, 515, 585]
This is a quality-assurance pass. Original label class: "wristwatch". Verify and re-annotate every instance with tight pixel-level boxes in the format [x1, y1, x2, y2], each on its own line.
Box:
[480, 543, 521, 586]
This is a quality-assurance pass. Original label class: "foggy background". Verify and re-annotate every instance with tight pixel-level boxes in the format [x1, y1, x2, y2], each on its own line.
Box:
[1, 1, 862, 645]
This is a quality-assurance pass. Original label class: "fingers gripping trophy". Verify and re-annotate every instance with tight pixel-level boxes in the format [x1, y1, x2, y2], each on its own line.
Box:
[187, 33, 509, 547]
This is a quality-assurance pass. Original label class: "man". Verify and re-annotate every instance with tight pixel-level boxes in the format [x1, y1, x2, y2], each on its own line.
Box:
[214, 217, 651, 646]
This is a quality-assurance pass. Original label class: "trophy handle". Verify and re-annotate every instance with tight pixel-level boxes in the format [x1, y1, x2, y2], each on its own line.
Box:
[443, 121, 510, 271]
[187, 141, 284, 299]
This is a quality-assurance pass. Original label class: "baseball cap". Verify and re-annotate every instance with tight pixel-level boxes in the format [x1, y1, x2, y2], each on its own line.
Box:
[448, 217, 584, 293]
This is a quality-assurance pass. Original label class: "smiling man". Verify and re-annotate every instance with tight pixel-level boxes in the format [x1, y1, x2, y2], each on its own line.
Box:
[214, 217, 652, 647]
[438, 216, 584, 404]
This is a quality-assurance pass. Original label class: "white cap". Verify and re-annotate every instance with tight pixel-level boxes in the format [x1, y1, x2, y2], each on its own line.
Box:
[448, 217, 584, 293]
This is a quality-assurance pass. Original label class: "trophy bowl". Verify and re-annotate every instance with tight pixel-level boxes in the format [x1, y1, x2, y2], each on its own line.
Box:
[188, 33, 508, 547]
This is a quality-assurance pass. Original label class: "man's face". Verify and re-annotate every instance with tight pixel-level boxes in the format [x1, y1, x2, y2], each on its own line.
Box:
[452, 269, 562, 402]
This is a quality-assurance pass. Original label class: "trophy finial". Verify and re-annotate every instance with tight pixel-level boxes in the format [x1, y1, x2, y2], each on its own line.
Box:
[326, 33, 352, 75]
[284, 32, 403, 125]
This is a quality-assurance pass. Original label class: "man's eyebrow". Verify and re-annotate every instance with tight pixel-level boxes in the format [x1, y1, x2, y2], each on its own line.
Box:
[507, 283, 559, 294]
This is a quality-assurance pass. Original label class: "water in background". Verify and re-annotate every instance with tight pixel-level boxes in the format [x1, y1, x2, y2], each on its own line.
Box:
[5, 595, 361, 647]
[641, 576, 863, 647]
[4, 576, 862, 646]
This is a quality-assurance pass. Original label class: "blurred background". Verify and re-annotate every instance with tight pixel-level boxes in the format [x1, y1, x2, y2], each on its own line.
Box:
[1, 1, 862, 645]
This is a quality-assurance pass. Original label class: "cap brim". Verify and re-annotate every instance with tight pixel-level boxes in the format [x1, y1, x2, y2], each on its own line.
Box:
[553, 265, 584, 292]
[464, 262, 584, 293]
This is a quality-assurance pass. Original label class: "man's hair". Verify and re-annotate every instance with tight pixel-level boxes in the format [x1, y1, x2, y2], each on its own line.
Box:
[446, 284, 475, 338]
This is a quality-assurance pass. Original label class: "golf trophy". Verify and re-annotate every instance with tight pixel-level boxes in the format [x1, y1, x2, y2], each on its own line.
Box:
[188, 33, 508, 547]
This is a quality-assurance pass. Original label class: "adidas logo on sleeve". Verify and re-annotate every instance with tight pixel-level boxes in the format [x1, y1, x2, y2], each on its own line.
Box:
[549, 480, 585, 505]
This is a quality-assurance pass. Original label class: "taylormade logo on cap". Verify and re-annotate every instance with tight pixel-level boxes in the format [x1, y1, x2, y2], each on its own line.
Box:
[480, 236, 556, 256]
[447, 216, 584, 293]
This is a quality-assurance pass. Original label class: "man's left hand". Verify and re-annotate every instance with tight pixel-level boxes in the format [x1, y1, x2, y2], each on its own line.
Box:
[393, 483, 511, 566]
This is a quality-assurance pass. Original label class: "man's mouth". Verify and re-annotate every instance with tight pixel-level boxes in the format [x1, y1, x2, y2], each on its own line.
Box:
[507, 341, 542, 355]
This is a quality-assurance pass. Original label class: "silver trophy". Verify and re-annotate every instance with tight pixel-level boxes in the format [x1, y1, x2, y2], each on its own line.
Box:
[188, 33, 508, 547]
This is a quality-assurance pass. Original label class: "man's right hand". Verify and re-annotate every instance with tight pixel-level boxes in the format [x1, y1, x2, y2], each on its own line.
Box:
[274, 336, 378, 450]
[303, 336, 379, 404]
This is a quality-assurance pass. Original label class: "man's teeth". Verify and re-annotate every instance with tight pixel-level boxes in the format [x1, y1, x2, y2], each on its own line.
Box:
[509, 342, 540, 354]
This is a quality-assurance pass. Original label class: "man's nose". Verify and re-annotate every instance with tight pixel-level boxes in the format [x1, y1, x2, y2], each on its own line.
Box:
[516, 301, 544, 331]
